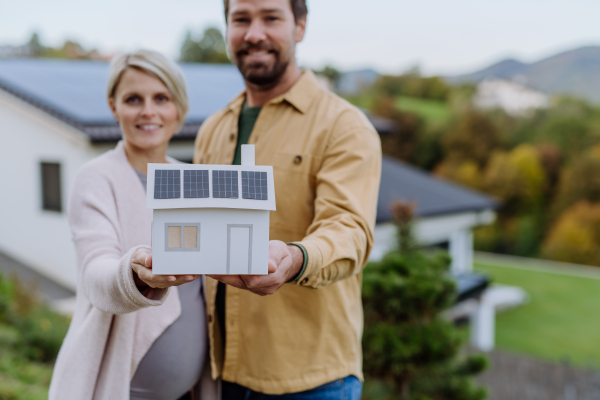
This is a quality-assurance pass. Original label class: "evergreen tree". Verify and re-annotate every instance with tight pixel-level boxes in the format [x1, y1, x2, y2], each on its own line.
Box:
[179, 27, 230, 64]
[362, 200, 488, 400]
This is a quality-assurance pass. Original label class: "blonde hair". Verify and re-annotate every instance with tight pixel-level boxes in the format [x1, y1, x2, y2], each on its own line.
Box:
[107, 50, 189, 130]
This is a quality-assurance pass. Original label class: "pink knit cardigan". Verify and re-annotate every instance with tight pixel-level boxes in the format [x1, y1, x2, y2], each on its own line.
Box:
[49, 142, 218, 400]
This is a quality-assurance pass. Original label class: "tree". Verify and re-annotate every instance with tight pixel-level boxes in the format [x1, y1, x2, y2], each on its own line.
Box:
[362, 201, 488, 400]
[542, 201, 600, 265]
[442, 110, 501, 168]
[372, 97, 421, 163]
[315, 65, 341, 89]
[552, 146, 600, 216]
[180, 27, 230, 64]
[27, 32, 45, 57]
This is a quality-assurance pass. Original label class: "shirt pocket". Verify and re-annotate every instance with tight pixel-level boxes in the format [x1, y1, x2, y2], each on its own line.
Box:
[271, 152, 321, 178]
[269, 152, 322, 236]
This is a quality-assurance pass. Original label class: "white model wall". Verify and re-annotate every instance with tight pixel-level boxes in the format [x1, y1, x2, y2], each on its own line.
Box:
[0, 91, 108, 290]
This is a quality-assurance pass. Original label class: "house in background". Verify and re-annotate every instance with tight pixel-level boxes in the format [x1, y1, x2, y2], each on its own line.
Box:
[0, 59, 516, 349]
[473, 79, 549, 116]
[148, 145, 274, 275]
[372, 156, 498, 273]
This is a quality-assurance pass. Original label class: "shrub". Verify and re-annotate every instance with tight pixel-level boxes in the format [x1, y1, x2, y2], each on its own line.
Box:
[362, 201, 488, 399]
[0, 272, 70, 362]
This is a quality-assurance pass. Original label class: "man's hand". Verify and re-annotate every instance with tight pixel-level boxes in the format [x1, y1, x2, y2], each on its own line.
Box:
[131, 248, 199, 296]
[207, 240, 304, 296]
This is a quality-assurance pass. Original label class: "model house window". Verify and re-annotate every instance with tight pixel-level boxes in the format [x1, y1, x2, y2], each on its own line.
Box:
[165, 223, 200, 251]
[41, 162, 62, 212]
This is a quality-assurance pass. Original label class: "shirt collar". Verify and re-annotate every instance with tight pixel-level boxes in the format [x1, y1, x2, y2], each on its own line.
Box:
[225, 70, 322, 115]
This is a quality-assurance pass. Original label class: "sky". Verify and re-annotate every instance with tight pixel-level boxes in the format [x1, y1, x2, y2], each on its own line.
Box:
[2, 0, 599, 75]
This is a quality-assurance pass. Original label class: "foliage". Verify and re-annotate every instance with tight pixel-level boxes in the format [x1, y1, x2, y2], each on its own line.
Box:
[314, 65, 341, 88]
[442, 109, 501, 168]
[372, 97, 422, 163]
[20, 32, 101, 60]
[362, 201, 487, 400]
[552, 146, 600, 217]
[180, 27, 230, 64]
[372, 72, 451, 102]
[541, 201, 600, 265]
[0, 272, 70, 363]
[346, 68, 600, 265]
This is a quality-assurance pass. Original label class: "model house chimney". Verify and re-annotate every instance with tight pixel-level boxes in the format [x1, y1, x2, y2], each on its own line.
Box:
[241, 144, 255, 166]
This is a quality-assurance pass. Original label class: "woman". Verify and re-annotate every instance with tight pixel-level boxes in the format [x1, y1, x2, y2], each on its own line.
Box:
[49, 50, 218, 400]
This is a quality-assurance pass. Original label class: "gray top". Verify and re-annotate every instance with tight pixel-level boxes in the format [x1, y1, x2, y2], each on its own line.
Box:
[130, 170, 207, 400]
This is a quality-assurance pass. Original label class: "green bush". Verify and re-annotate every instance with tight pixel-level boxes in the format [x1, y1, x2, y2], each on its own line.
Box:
[0, 272, 70, 362]
[362, 201, 488, 399]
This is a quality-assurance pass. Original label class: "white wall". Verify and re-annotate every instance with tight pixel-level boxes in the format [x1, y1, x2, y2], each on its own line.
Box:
[370, 210, 496, 273]
[0, 91, 107, 290]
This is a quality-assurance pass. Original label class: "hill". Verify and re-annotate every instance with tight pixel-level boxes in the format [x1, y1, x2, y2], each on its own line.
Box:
[448, 46, 600, 102]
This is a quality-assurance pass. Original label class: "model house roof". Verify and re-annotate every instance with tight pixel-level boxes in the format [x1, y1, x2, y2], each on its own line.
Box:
[0, 58, 395, 141]
[377, 155, 498, 223]
[147, 147, 276, 211]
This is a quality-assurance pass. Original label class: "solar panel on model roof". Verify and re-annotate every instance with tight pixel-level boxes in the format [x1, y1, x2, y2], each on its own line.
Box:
[154, 169, 180, 199]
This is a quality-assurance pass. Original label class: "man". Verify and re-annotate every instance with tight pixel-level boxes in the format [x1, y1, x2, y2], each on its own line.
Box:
[193, 0, 382, 397]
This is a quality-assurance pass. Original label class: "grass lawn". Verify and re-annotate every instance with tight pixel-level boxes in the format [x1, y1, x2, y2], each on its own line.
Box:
[475, 262, 600, 368]
[345, 94, 451, 125]
[394, 96, 451, 124]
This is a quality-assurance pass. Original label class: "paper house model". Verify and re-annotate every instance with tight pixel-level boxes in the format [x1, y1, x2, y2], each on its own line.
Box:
[146, 145, 275, 275]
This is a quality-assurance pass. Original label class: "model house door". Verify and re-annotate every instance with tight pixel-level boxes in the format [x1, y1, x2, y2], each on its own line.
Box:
[227, 224, 253, 274]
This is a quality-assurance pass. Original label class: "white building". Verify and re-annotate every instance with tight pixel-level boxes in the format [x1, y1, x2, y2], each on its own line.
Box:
[474, 79, 549, 116]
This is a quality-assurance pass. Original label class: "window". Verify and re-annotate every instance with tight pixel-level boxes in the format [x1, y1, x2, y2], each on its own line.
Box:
[165, 223, 200, 252]
[212, 170, 239, 198]
[184, 170, 210, 198]
[242, 171, 268, 200]
[41, 162, 62, 212]
[154, 169, 181, 199]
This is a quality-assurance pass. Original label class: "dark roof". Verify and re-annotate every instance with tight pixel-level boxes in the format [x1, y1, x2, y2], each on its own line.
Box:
[0, 58, 394, 141]
[0, 59, 245, 141]
[377, 155, 498, 222]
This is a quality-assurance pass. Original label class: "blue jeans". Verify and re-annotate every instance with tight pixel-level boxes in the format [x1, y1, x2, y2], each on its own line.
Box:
[221, 376, 363, 400]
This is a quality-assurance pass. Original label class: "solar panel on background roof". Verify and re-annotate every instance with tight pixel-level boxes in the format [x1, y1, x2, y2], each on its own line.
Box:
[212, 170, 239, 198]
[184, 170, 210, 198]
[154, 170, 181, 199]
[242, 171, 268, 200]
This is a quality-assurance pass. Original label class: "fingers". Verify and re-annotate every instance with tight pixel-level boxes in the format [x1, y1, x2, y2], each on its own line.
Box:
[132, 248, 152, 267]
[207, 275, 246, 289]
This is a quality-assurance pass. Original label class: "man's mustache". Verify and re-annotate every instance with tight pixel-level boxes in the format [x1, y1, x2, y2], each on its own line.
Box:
[236, 43, 278, 56]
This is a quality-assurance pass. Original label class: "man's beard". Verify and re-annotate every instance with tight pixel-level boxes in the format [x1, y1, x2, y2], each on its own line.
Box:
[235, 43, 290, 88]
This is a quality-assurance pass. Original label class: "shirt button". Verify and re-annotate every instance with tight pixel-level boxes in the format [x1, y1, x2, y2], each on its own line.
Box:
[294, 155, 302, 165]
[229, 133, 235, 141]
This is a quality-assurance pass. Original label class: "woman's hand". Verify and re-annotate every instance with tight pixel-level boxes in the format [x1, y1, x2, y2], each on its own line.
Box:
[131, 248, 199, 292]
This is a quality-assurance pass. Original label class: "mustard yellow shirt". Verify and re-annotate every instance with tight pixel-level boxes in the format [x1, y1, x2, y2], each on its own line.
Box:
[193, 70, 382, 394]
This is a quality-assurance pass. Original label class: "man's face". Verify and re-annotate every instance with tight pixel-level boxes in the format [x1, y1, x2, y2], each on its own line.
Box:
[226, 0, 306, 87]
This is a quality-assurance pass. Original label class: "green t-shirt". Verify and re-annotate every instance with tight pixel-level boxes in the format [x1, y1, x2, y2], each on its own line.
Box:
[232, 102, 262, 165]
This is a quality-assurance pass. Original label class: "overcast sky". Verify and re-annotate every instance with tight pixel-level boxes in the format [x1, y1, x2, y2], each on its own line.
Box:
[2, 0, 598, 75]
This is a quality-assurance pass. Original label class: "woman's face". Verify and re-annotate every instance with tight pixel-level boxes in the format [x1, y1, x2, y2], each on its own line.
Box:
[109, 68, 178, 153]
